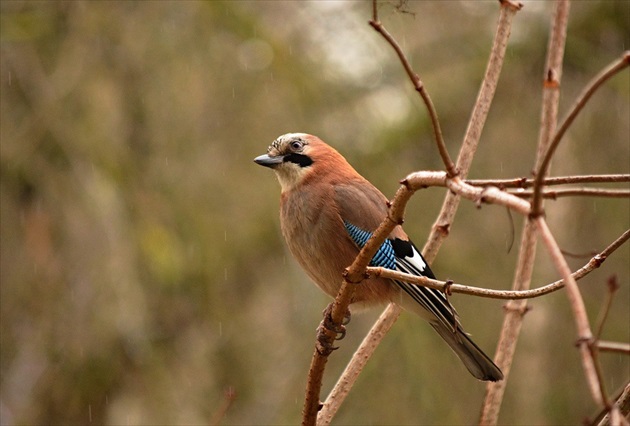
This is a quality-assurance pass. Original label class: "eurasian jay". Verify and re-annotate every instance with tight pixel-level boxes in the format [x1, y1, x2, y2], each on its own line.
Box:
[254, 133, 503, 382]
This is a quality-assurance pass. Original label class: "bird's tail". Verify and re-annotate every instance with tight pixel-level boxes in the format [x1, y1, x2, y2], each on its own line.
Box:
[430, 323, 504, 382]
[394, 278, 503, 381]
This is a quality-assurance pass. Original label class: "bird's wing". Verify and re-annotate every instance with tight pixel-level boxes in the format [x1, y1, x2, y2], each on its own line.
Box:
[391, 237, 461, 331]
[332, 178, 501, 381]
[333, 180, 389, 232]
[342, 218, 461, 332]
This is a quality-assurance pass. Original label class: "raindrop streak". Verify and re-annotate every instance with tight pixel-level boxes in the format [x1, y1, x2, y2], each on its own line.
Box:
[224, 230, 227, 242]
[224, 268, 228, 281]
[219, 322, 223, 337]
[88, 404, 92, 423]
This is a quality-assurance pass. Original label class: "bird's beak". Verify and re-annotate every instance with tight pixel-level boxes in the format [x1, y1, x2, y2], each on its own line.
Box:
[254, 154, 284, 169]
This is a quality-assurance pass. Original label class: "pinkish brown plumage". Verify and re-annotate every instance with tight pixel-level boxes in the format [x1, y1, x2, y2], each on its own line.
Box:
[255, 133, 503, 381]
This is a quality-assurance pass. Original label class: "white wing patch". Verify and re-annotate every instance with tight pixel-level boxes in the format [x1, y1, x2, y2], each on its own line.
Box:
[393, 241, 461, 332]
[406, 244, 427, 272]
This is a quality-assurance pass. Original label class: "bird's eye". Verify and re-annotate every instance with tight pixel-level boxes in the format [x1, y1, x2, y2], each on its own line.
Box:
[290, 140, 303, 151]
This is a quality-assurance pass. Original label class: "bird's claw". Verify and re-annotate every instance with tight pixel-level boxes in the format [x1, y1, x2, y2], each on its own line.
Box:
[342, 310, 352, 326]
[321, 303, 351, 338]
[316, 303, 352, 354]
[316, 325, 339, 354]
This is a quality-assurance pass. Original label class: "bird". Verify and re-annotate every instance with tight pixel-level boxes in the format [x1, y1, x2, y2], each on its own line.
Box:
[254, 133, 503, 382]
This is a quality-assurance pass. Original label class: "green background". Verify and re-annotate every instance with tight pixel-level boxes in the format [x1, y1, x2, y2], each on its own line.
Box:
[1, 1, 628, 424]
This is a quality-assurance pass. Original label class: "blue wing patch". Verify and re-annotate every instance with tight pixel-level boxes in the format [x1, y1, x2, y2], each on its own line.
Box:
[344, 221, 396, 270]
[344, 222, 459, 332]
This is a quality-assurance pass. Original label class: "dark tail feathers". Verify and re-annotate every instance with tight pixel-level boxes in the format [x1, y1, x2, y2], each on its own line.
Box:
[431, 323, 504, 382]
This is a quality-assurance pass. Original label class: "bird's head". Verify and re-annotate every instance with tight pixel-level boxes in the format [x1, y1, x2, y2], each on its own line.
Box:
[254, 133, 348, 191]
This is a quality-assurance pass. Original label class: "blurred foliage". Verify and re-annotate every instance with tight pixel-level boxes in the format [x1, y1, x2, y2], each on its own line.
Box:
[0, 1, 628, 424]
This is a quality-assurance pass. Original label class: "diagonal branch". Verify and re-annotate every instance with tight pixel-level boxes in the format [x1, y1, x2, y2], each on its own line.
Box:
[423, 0, 522, 262]
[368, 4, 456, 177]
[531, 51, 630, 217]
[534, 216, 605, 406]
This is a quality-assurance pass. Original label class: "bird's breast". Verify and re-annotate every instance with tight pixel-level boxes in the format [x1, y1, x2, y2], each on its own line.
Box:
[279, 186, 400, 307]
[279, 188, 352, 297]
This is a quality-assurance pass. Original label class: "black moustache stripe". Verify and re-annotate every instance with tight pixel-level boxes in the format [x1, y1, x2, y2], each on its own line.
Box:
[284, 153, 313, 167]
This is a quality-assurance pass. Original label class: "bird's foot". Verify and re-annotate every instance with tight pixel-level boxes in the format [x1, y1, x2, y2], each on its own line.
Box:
[316, 303, 351, 355]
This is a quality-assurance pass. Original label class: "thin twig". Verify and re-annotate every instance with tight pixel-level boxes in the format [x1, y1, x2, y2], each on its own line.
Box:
[596, 341, 630, 355]
[531, 51, 630, 217]
[368, 5, 456, 177]
[467, 174, 630, 188]
[595, 275, 620, 339]
[586, 275, 621, 415]
[509, 188, 630, 199]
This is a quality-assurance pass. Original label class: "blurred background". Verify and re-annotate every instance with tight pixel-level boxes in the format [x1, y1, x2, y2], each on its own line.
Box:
[1, 1, 628, 424]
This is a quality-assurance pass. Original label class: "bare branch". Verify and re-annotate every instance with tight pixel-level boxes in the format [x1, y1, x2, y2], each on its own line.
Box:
[481, 1, 571, 422]
[596, 341, 630, 355]
[467, 174, 630, 188]
[317, 304, 402, 425]
[534, 0, 570, 170]
[368, 4, 456, 176]
[531, 51, 630, 216]
[456, 0, 523, 180]
[424, 0, 522, 262]
[595, 275, 620, 339]
[595, 383, 630, 426]
[404, 172, 532, 215]
[509, 188, 630, 199]
[535, 216, 604, 406]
